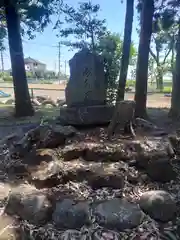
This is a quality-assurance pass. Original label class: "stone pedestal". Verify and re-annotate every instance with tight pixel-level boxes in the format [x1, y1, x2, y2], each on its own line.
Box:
[59, 105, 115, 126]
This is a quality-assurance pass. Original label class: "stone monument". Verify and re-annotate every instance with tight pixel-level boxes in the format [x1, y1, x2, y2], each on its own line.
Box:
[65, 48, 106, 107]
[59, 48, 114, 125]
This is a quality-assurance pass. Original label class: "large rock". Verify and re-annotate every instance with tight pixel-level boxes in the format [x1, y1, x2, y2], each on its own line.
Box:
[24, 149, 125, 189]
[61, 160, 125, 189]
[168, 134, 180, 155]
[6, 184, 52, 225]
[135, 137, 175, 168]
[10, 124, 76, 158]
[133, 137, 176, 182]
[93, 198, 144, 231]
[51, 125, 77, 138]
[0, 132, 22, 148]
[61, 142, 129, 162]
[61, 138, 173, 163]
[59, 105, 114, 125]
[52, 199, 91, 229]
[139, 190, 176, 222]
[24, 149, 62, 182]
[88, 168, 124, 189]
[146, 158, 177, 182]
[61, 143, 87, 161]
[23, 149, 57, 167]
[85, 142, 128, 162]
[36, 125, 66, 148]
[8, 149, 61, 184]
[65, 48, 106, 107]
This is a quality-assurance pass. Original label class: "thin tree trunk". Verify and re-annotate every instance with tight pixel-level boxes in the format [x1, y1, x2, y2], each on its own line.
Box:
[116, 0, 134, 101]
[134, 0, 154, 117]
[4, 0, 34, 117]
[156, 65, 163, 90]
[169, 22, 180, 118]
[171, 39, 175, 76]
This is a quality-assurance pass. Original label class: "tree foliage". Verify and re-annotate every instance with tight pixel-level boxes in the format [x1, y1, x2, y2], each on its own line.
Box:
[137, 0, 179, 90]
[0, 0, 60, 43]
[97, 32, 136, 104]
[97, 33, 122, 104]
[1, 0, 61, 117]
[150, 2, 178, 89]
[56, 1, 107, 51]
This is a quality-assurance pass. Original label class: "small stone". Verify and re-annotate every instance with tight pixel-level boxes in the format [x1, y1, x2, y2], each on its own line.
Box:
[92, 228, 121, 240]
[52, 199, 91, 229]
[6, 184, 52, 225]
[93, 198, 144, 231]
[139, 190, 176, 222]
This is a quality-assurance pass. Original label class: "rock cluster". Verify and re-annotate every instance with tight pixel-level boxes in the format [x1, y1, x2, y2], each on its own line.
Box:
[0, 123, 179, 238]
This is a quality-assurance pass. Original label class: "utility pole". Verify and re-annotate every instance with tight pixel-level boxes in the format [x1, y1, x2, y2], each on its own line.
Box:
[58, 41, 61, 84]
[0, 49, 4, 74]
[54, 61, 56, 73]
[65, 60, 67, 76]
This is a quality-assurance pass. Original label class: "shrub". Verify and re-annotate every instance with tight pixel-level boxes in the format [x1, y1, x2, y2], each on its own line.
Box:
[3, 76, 13, 82]
[161, 87, 172, 93]
[126, 80, 136, 87]
[40, 80, 53, 84]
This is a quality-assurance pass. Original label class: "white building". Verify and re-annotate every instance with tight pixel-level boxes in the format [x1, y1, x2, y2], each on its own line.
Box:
[24, 57, 46, 74]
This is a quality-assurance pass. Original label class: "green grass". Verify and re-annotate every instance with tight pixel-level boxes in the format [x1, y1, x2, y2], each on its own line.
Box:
[0, 105, 59, 126]
[161, 87, 172, 93]
[126, 79, 173, 93]
[126, 80, 136, 87]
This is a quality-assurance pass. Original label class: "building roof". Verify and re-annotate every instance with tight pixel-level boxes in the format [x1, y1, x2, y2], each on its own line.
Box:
[24, 57, 46, 65]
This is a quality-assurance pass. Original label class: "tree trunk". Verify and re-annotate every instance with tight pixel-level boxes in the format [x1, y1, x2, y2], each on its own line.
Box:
[4, 0, 34, 117]
[169, 23, 180, 119]
[156, 65, 163, 90]
[134, 0, 154, 118]
[116, 0, 134, 101]
[171, 41, 175, 76]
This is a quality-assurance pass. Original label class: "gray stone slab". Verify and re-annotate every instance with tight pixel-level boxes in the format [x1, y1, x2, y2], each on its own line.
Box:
[59, 105, 114, 125]
[66, 48, 107, 107]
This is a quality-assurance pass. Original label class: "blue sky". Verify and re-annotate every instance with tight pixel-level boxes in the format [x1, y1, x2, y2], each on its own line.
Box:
[3, 0, 139, 74]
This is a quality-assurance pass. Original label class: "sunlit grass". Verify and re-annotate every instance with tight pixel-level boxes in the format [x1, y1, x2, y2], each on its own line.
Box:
[0, 105, 60, 125]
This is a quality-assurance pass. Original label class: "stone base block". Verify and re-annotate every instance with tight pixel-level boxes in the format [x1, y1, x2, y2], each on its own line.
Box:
[58, 105, 115, 126]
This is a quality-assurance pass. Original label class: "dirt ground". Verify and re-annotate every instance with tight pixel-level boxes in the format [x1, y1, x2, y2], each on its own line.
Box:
[0, 83, 171, 108]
